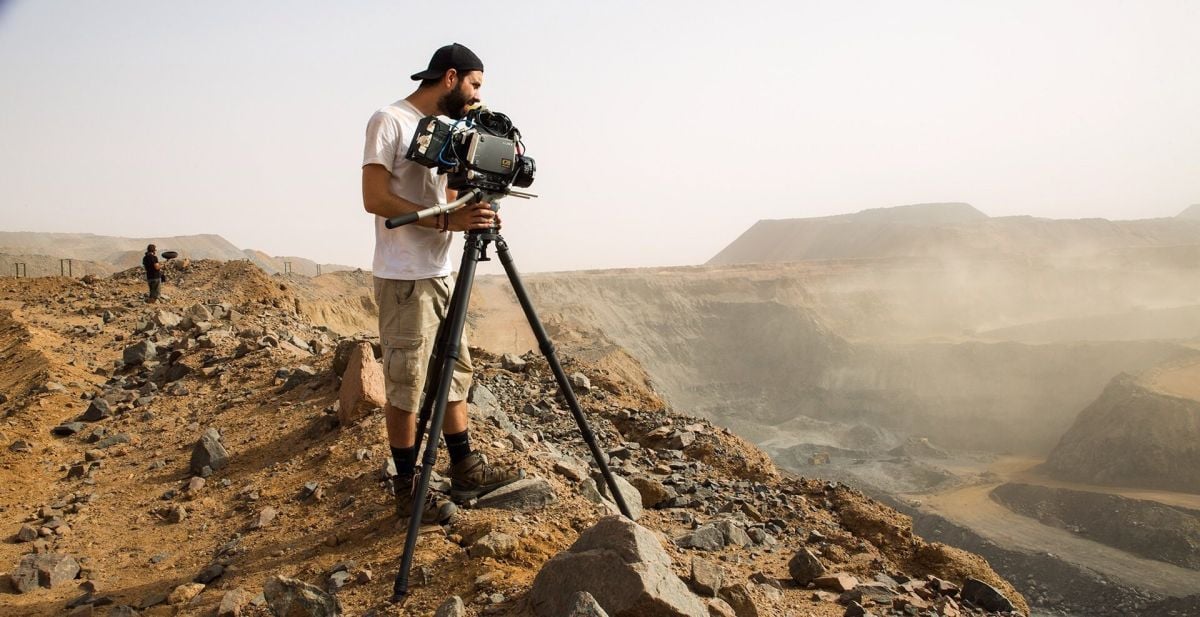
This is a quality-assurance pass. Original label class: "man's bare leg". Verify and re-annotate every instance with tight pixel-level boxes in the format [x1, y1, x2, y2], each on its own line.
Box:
[384, 400, 468, 450]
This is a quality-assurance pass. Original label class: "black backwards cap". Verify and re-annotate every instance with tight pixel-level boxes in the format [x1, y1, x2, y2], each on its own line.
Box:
[410, 43, 484, 81]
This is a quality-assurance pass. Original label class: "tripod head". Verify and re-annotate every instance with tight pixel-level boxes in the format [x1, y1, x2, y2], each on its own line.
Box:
[383, 187, 535, 230]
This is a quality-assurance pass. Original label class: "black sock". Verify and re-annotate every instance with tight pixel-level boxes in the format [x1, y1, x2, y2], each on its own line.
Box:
[391, 446, 416, 478]
[444, 430, 472, 465]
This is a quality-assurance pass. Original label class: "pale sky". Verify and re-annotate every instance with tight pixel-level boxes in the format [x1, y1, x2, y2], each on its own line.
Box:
[1, 1, 1197, 273]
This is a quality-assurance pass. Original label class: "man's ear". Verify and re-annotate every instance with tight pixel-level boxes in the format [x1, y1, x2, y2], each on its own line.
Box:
[444, 68, 458, 88]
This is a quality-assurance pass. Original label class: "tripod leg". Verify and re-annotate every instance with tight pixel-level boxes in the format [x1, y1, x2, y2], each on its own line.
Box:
[392, 233, 487, 603]
[493, 235, 632, 519]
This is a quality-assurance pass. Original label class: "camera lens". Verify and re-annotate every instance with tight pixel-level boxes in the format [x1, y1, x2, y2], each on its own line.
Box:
[513, 156, 536, 188]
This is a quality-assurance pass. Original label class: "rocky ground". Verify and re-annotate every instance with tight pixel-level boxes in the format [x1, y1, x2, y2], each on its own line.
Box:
[2, 261, 1026, 616]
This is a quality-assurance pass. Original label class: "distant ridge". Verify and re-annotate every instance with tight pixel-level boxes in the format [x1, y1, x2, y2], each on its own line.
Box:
[709, 203, 1200, 265]
[1177, 204, 1200, 220]
[809, 202, 988, 225]
[0, 232, 353, 276]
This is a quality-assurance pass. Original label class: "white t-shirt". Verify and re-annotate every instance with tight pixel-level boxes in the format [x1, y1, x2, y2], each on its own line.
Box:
[362, 99, 452, 280]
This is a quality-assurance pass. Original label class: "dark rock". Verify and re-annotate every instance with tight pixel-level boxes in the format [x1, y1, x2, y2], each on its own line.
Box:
[17, 524, 38, 542]
[530, 515, 706, 617]
[52, 422, 87, 437]
[122, 340, 157, 366]
[843, 601, 868, 617]
[80, 399, 112, 422]
[164, 362, 193, 383]
[195, 563, 224, 584]
[788, 549, 827, 586]
[468, 382, 500, 416]
[676, 524, 725, 551]
[13, 553, 80, 593]
[474, 477, 557, 511]
[263, 575, 341, 616]
[8, 439, 34, 453]
[961, 577, 1015, 612]
[95, 433, 131, 449]
[190, 428, 228, 475]
[281, 365, 318, 392]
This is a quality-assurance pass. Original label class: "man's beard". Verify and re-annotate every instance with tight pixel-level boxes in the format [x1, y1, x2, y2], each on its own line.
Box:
[437, 82, 470, 119]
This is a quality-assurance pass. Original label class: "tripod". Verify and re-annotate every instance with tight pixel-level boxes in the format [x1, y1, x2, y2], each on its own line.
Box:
[385, 191, 632, 603]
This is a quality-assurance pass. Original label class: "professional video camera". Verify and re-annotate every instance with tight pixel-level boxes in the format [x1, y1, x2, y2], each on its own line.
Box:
[405, 106, 535, 193]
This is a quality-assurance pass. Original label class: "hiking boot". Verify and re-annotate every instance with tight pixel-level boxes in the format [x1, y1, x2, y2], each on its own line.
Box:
[394, 471, 457, 525]
[449, 451, 525, 503]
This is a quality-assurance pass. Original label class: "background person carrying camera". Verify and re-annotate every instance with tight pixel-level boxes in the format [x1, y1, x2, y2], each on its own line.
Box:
[142, 243, 162, 303]
[361, 43, 522, 525]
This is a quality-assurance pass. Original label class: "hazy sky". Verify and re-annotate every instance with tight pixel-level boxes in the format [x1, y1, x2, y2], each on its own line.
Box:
[1, 1, 1197, 272]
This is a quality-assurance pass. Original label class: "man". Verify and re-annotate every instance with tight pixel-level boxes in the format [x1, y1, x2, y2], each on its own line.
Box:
[361, 43, 523, 525]
[143, 244, 162, 303]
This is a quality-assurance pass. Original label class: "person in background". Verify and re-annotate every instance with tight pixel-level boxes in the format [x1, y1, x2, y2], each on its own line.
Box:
[143, 244, 162, 303]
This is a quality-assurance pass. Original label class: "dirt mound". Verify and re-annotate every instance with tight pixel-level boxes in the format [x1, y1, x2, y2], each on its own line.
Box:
[991, 483, 1200, 570]
[1042, 373, 1200, 493]
[0, 261, 1025, 616]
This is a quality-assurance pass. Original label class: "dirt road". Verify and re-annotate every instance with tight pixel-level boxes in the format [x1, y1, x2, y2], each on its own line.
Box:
[920, 458, 1200, 597]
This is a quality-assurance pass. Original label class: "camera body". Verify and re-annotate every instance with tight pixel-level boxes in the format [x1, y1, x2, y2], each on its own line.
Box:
[405, 108, 535, 193]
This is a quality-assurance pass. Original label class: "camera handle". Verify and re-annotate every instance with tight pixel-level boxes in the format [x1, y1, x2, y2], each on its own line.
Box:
[384, 187, 537, 229]
[383, 188, 501, 229]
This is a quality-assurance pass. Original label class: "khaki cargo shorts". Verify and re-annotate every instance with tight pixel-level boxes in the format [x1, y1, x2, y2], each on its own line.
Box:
[374, 276, 473, 412]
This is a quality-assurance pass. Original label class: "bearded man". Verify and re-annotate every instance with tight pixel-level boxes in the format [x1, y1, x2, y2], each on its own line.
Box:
[360, 43, 523, 525]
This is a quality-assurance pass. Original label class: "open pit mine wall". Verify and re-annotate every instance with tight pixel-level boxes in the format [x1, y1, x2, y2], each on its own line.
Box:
[1043, 374, 1200, 493]
[518, 269, 1192, 455]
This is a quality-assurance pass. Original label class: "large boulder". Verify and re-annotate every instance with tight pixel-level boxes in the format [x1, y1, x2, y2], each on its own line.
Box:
[12, 553, 80, 593]
[263, 575, 341, 616]
[530, 516, 707, 617]
[333, 338, 380, 378]
[337, 342, 386, 425]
